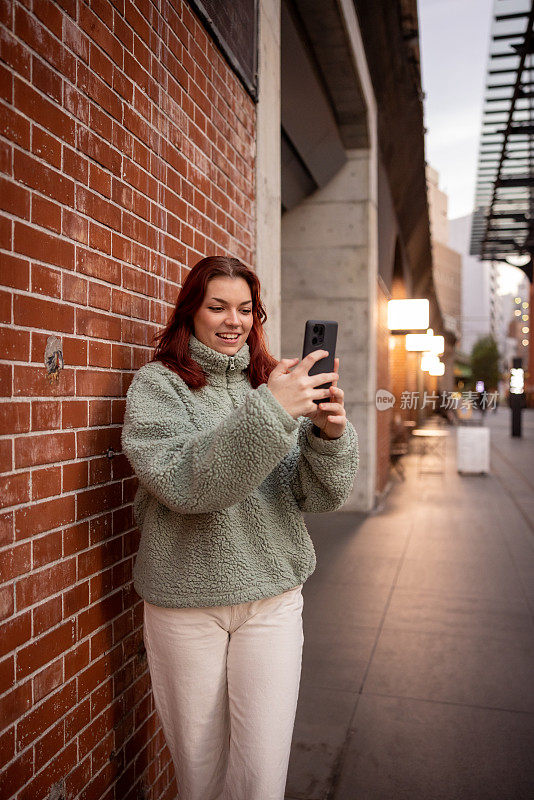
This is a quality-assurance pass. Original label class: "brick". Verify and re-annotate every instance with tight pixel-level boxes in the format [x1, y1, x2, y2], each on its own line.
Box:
[0, 291, 12, 324]
[33, 716, 65, 773]
[77, 61, 122, 122]
[13, 292, 74, 332]
[0, 542, 31, 583]
[80, 2, 123, 67]
[0, 584, 14, 622]
[0, 746, 33, 797]
[30, 263, 62, 299]
[14, 494, 75, 538]
[62, 459, 88, 492]
[0, 0, 13, 27]
[112, 65, 133, 105]
[0, 611, 31, 658]
[0, 654, 14, 697]
[0, 471, 30, 509]
[33, 0, 63, 38]
[88, 282, 112, 312]
[17, 559, 76, 609]
[61, 336, 88, 366]
[0, 26, 31, 80]
[111, 233, 132, 264]
[0, 175, 30, 219]
[76, 308, 122, 341]
[75, 186, 121, 232]
[0, 726, 15, 771]
[0, 679, 31, 734]
[14, 150, 75, 205]
[78, 126, 122, 175]
[76, 482, 122, 522]
[15, 5, 76, 82]
[63, 146, 89, 184]
[64, 15, 89, 61]
[14, 221, 75, 270]
[0, 510, 13, 546]
[0, 325, 30, 360]
[0, 61, 12, 103]
[89, 40, 114, 87]
[32, 464, 62, 500]
[61, 401, 86, 431]
[0, 438, 11, 472]
[62, 209, 89, 245]
[111, 177, 133, 211]
[65, 83, 91, 125]
[89, 161, 112, 198]
[76, 247, 120, 285]
[14, 76, 75, 146]
[33, 595, 62, 637]
[62, 273, 88, 310]
[14, 430, 75, 468]
[0, 401, 30, 436]
[32, 126, 61, 169]
[31, 194, 62, 234]
[32, 529, 62, 569]
[17, 678, 76, 746]
[0, 137, 11, 175]
[89, 221, 112, 254]
[33, 657, 63, 704]
[13, 364, 74, 398]
[32, 54, 62, 103]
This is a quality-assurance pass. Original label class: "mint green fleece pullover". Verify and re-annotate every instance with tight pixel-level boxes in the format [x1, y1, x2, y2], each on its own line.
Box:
[121, 333, 359, 608]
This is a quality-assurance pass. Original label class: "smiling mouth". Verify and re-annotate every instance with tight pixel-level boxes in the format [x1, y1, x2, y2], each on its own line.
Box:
[216, 333, 240, 340]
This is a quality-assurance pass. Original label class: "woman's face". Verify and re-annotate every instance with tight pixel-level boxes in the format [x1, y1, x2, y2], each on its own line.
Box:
[193, 276, 254, 354]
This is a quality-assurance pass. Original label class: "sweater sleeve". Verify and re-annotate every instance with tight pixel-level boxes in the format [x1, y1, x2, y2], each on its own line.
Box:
[121, 371, 300, 514]
[286, 416, 359, 513]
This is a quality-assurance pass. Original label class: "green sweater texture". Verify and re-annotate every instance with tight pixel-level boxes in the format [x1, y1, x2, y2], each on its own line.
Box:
[121, 333, 360, 608]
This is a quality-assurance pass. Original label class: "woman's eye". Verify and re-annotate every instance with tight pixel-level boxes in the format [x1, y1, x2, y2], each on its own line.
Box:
[209, 307, 252, 313]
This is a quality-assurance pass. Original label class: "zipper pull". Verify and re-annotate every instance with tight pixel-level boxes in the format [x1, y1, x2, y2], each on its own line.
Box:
[228, 356, 236, 371]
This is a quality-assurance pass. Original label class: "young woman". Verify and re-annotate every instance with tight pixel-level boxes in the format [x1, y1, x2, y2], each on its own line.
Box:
[121, 255, 359, 800]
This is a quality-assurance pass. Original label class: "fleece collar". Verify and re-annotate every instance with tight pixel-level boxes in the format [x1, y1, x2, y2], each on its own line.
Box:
[188, 333, 250, 384]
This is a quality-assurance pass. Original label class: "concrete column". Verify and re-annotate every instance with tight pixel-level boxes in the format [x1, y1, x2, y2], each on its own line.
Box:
[281, 149, 378, 512]
[255, 0, 282, 358]
[280, 0, 378, 512]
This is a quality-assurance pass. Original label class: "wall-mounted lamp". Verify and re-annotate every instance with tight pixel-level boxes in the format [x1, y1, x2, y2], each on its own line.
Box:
[428, 361, 445, 376]
[387, 299, 429, 332]
[406, 328, 444, 354]
[420, 351, 440, 372]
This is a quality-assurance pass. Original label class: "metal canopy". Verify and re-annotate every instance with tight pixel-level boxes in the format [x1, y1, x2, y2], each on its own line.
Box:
[470, 0, 534, 281]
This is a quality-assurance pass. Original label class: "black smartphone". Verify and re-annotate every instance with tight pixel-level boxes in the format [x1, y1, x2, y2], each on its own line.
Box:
[301, 320, 338, 404]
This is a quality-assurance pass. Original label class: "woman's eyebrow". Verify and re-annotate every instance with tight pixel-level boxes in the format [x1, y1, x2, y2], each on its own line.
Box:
[209, 297, 252, 305]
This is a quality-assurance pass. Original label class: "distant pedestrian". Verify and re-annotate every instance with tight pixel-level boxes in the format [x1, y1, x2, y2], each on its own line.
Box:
[121, 256, 359, 800]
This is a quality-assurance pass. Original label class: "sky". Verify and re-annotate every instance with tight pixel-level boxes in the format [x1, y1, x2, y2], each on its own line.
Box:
[418, 0, 527, 294]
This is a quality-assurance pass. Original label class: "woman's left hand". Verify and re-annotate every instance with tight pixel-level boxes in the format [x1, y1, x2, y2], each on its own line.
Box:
[306, 357, 347, 439]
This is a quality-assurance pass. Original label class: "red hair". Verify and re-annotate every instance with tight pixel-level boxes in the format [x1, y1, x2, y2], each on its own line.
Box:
[148, 256, 279, 390]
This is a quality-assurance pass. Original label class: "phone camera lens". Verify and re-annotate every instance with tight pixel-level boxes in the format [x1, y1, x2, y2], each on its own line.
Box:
[313, 325, 320, 333]
[312, 337, 318, 345]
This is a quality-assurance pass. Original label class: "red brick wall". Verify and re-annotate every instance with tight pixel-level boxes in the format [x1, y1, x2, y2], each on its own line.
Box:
[0, 1, 255, 798]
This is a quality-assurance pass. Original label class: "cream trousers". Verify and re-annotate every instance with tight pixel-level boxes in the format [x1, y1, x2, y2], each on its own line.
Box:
[143, 583, 304, 800]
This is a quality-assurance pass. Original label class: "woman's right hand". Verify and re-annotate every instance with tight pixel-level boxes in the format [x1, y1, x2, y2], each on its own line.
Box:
[267, 351, 339, 419]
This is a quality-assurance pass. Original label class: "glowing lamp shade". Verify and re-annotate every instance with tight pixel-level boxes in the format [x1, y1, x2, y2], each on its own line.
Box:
[388, 299, 429, 331]
[406, 332, 445, 354]
[428, 335, 444, 355]
[429, 361, 445, 376]
[420, 352, 440, 372]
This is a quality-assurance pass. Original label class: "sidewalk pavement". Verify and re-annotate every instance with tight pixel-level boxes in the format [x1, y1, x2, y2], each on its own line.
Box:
[286, 407, 534, 800]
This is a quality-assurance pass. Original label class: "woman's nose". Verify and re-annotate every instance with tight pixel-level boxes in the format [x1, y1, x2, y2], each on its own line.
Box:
[225, 310, 240, 325]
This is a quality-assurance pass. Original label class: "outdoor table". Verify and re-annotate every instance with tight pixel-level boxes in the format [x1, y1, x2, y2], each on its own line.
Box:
[412, 428, 449, 475]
